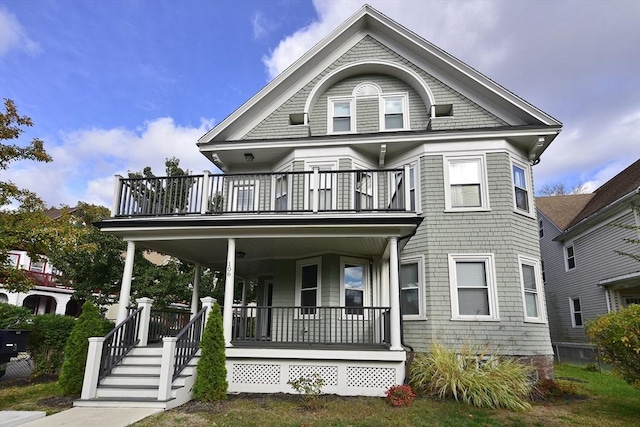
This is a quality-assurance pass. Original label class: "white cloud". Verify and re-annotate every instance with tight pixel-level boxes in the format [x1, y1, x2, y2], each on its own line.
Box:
[252, 12, 276, 40]
[0, 6, 41, 56]
[4, 117, 217, 208]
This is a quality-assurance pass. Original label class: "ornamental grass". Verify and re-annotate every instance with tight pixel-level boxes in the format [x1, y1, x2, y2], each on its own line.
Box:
[409, 342, 533, 410]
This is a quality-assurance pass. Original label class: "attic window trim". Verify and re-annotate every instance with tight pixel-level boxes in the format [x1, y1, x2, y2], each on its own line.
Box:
[431, 104, 454, 118]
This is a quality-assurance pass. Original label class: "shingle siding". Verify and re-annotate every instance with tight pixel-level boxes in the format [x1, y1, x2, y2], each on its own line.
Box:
[399, 152, 552, 356]
[241, 36, 506, 140]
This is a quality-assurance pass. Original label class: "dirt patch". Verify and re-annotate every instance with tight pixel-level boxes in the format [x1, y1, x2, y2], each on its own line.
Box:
[37, 395, 75, 409]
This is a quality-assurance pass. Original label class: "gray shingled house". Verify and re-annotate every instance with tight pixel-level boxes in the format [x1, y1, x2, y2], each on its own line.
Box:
[76, 5, 562, 409]
[537, 159, 640, 362]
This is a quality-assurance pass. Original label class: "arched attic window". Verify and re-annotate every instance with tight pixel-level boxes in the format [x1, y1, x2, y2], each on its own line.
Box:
[327, 80, 411, 134]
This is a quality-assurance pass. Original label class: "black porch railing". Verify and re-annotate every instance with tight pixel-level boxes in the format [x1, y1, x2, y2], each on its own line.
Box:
[148, 308, 191, 343]
[114, 169, 413, 217]
[231, 306, 390, 347]
[172, 306, 207, 381]
[99, 306, 142, 381]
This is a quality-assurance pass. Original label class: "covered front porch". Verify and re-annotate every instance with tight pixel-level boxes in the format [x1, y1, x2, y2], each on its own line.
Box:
[95, 208, 421, 397]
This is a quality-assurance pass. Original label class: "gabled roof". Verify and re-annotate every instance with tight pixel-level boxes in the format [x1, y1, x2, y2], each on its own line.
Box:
[536, 159, 640, 235]
[536, 194, 594, 231]
[567, 159, 640, 229]
[198, 4, 561, 149]
[44, 206, 78, 220]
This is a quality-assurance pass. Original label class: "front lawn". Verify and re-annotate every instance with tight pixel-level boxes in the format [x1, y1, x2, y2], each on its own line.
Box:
[133, 364, 640, 427]
[1, 364, 638, 426]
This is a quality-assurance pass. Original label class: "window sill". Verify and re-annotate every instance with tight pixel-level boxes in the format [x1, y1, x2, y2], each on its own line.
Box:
[450, 317, 500, 322]
[524, 319, 547, 324]
[444, 207, 491, 213]
[402, 315, 427, 321]
[513, 209, 536, 219]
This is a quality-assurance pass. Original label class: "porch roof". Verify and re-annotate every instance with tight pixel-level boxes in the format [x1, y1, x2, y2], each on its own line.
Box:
[96, 213, 422, 277]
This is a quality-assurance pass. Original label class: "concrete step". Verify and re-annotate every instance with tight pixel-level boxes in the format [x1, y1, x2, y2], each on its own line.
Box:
[74, 397, 174, 409]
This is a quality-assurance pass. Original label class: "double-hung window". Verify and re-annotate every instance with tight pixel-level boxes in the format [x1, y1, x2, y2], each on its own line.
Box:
[355, 171, 374, 210]
[341, 258, 368, 315]
[570, 297, 583, 327]
[565, 245, 576, 270]
[296, 257, 321, 315]
[329, 98, 354, 133]
[519, 256, 544, 322]
[401, 257, 424, 319]
[381, 94, 408, 130]
[512, 160, 532, 213]
[449, 254, 499, 320]
[444, 155, 489, 210]
[229, 178, 258, 212]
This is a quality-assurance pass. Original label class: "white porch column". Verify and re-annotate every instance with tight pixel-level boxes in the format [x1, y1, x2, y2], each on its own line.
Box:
[81, 337, 105, 399]
[191, 264, 201, 318]
[136, 297, 154, 347]
[116, 240, 136, 325]
[201, 296, 215, 326]
[54, 294, 72, 315]
[111, 174, 123, 217]
[388, 237, 403, 351]
[223, 238, 236, 347]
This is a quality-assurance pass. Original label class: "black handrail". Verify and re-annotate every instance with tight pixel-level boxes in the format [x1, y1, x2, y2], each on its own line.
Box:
[99, 306, 143, 381]
[172, 306, 207, 381]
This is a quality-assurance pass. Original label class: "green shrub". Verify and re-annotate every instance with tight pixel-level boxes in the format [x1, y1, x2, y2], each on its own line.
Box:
[58, 301, 110, 395]
[409, 342, 533, 410]
[193, 303, 227, 401]
[586, 304, 640, 388]
[0, 302, 32, 329]
[27, 314, 76, 377]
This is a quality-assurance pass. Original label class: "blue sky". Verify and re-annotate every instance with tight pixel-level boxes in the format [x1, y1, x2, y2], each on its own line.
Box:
[1, 0, 638, 208]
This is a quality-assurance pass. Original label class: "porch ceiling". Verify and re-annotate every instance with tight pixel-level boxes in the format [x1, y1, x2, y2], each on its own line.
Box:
[98, 214, 422, 278]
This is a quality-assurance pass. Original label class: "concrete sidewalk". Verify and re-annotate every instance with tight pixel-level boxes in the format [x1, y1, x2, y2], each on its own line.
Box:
[2, 407, 161, 427]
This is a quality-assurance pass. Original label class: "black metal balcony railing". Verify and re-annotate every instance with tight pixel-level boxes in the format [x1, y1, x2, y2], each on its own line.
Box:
[147, 308, 191, 343]
[114, 169, 413, 217]
[231, 306, 390, 347]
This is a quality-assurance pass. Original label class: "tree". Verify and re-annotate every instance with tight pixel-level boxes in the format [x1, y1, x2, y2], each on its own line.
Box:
[47, 203, 126, 307]
[612, 207, 640, 263]
[537, 181, 587, 196]
[127, 157, 195, 214]
[0, 99, 80, 292]
[193, 302, 227, 401]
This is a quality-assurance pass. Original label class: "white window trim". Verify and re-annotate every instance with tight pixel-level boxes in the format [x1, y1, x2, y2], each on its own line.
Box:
[518, 255, 546, 323]
[443, 154, 490, 212]
[328, 96, 355, 134]
[379, 92, 410, 131]
[448, 253, 499, 321]
[569, 297, 583, 328]
[305, 161, 338, 211]
[352, 170, 378, 210]
[565, 244, 576, 271]
[295, 257, 322, 318]
[271, 168, 291, 211]
[340, 256, 369, 318]
[511, 158, 534, 217]
[228, 180, 260, 212]
[401, 255, 425, 320]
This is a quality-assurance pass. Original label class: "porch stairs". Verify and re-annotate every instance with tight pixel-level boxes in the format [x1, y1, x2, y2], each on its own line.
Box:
[74, 345, 200, 410]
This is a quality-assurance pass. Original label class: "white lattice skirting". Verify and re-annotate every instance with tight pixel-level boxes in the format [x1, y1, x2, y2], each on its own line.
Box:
[225, 348, 405, 396]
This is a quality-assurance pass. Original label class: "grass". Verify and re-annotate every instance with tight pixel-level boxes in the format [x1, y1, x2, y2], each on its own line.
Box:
[0, 379, 74, 415]
[1, 364, 638, 426]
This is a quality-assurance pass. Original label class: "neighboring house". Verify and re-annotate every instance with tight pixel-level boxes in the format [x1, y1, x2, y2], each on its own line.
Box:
[537, 159, 640, 362]
[0, 208, 80, 316]
[77, 6, 562, 408]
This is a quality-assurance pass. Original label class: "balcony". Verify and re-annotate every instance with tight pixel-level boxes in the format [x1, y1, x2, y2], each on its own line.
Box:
[112, 168, 414, 217]
[24, 271, 65, 288]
